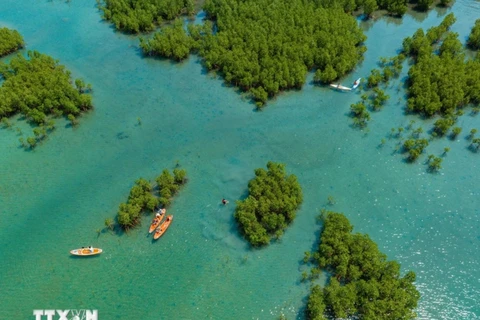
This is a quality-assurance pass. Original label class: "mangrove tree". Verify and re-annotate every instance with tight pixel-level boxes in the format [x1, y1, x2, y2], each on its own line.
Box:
[0, 27, 24, 57]
[306, 211, 420, 320]
[234, 161, 303, 246]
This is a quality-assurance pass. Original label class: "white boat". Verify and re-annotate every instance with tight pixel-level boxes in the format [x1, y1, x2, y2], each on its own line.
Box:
[329, 83, 352, 91]
[352, 78, 362, 89]
[70, 247, 103, 256]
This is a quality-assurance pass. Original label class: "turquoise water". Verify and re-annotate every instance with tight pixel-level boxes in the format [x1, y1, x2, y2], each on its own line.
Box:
[1, 1, 480, 319]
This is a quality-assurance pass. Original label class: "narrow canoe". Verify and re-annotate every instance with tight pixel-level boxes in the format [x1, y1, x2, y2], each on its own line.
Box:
[153, 215, 173, 240]
[70, 248, 103, 256]
[149, 209, 166, 234]
[329, 83, 352, 91]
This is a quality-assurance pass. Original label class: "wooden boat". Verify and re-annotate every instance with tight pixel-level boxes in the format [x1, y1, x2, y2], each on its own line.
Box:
[352, 78, 362, 90]
[329, 83, 352, 91]
[153, 215, 173, 240]
[70, 247, 103, 256]
[149, 208, 166, 234]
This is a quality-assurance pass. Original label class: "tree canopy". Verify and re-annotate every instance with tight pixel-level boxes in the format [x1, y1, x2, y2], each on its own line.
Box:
[155, 168, 188, 207]
[117, 178, 159, 229]
[0, 27, 24, 57]
[140, 19, 198, 61]
[306, 211, 420, 320]
[96, 0, 197, 33]
[402, 14, 480, 117]
[0, 51, 93, 123]
[467, 19, 480, 50]
[117, 168, 187, 230]
[234, 161, 303, 246]
[0, 51, 93, 148]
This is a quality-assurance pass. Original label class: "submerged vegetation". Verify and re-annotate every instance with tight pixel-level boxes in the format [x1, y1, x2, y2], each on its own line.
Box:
[0, 27, 24, 57]
[0, 51, 93, 148]
[116, 168, 187, 230]
[305, 211, 420, 320]
[234, 162, 303, 246]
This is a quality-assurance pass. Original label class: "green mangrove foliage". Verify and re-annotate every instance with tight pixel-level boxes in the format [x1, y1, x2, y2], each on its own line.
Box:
[366, 54, 405, 89]
[117, 178, 159, 229]
[468, 19, 480, 50]
[0, 51, 93, 146]
[0, 27, 24, 57]
[403, 14, 480, 116]
[142, 0, 367, 107]
[205, 0, 366, 106]
[403, 138, 428, 161]
[470, 138, 480, 152]
[324, 0, 451, 18]
[306, 211, 420, 320]
[432, 116, 455, 137]
[428, 156, 442, 172]
[140, 19, 198, 61]
[349, 53, 401, 128]
[234, 162, 303, 246]
[155, 168, 188, 207]
[116, 168, 187, 229]
[450, 126, 462, 139]
[370, 87, 390, 110]
[350, 102, 371, 128]
[97, 0, 196, 33]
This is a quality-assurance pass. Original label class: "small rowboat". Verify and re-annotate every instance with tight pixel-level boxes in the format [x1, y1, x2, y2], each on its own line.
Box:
[149, 208, 166, 234]
[70, 247, 103, 256]
[153, 215, 173, 240]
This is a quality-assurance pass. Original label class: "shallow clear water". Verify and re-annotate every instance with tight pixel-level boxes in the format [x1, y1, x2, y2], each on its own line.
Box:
[0, 1, 479, 319]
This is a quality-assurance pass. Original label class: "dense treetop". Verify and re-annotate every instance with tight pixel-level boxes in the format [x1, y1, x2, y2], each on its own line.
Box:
[117, 178, 159, 229]
[96, 0, 196, 33]
[156, 168, 188, 207]
[140, 19, 198, 61]
[117, 168, 187, 230]
[0, 51, 93, 124]
[468, 19, 480, 50]
[234, 162, 303, 246]
[306, 211, 420, 320]
[402, 14, 480, 118]
[0, 27, 24, 57]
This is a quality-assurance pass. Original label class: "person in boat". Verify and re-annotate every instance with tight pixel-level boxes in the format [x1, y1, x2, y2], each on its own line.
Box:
[155, 212, 161, 218]
[222, 198, 229, 205]
[88, 246, 94, 253]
